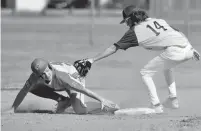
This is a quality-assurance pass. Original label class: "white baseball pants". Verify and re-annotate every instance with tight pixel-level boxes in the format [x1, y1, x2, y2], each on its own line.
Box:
[140, 43, 194, 105]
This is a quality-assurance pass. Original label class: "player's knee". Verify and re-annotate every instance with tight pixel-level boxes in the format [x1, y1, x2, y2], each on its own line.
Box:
[70, 93, 87, 114]
[140, 68, 155, 77]
[71, 98, 87, 114]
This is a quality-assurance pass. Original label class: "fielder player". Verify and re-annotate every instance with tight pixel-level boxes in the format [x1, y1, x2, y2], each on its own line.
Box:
[81, 5, 200, 113]
[6, 58, 119, 114]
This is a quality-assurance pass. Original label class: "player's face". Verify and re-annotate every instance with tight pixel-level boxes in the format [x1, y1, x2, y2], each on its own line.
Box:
[39, 66, 53, 84]
[125, 18, 133, 27]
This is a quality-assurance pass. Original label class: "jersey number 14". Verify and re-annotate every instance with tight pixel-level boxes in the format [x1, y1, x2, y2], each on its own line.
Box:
[146, 21, 167, 36]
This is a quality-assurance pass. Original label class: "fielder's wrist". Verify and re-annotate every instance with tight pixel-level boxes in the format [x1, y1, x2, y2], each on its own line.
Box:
[88, 58, 94, 64]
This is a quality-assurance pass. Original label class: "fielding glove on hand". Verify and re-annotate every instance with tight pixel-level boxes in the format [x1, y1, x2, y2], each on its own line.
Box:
[73, 59, 92, 77]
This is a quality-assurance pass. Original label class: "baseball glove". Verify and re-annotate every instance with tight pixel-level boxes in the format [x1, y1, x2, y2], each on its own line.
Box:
[73, 59, 92, 77]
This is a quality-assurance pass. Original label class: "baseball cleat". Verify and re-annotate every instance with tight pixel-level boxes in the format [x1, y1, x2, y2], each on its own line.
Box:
[152, 103, 164, 114]
[55, 98, 71, 113]
[163, 97, 179, 109]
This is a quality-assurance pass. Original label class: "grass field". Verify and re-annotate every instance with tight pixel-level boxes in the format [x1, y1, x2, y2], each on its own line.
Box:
[1, 10, 201, 131]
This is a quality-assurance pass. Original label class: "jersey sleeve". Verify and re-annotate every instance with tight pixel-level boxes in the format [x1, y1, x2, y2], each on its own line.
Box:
[114, 28, 139, 50]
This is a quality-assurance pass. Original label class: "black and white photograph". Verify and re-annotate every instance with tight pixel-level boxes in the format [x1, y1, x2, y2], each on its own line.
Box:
[1, 0, 201, 130]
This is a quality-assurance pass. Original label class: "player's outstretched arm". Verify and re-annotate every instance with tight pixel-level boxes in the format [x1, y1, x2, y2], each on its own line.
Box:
[89, 44, 119, 63]
[61, 73, 105, 103]
[10, 81, 32, 111]
[6, 74, 36, 113]
[60, 73, 119, 111]
[88, 29, 139, 64]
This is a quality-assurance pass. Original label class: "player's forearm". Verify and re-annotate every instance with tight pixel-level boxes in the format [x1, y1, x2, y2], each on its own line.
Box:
[81, 88, 104, 102]
[92, 44, 118, 63]
[66, 76, 105, 102]
[11, 86, 29, 109]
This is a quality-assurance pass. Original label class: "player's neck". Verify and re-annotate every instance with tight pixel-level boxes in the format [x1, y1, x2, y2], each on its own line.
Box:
[48, 69, 56, 85]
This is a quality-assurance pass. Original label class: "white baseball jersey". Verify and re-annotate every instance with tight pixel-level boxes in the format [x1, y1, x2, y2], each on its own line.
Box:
[115, 18, 188, 50]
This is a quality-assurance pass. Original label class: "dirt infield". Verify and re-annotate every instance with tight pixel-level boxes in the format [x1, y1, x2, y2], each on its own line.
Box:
[1, 89, 201, 131]
[1, 10, 201, 131]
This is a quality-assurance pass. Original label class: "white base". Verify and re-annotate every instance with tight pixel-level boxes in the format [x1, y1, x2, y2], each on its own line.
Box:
[114, 108, 156, 115]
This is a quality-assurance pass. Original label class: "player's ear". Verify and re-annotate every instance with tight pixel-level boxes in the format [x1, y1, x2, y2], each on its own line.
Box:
[48, 64, 52, 70]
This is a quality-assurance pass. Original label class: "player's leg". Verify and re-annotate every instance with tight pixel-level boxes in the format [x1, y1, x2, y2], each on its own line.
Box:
[141, 43, 194, 105]
[163, 69, 179, 109]
[164, 69, 177, 98]
[161, 44, 194, 109]
[140, 56, 165, 113]
[65, 75, 87, 114]
[68, 78, 112, 114]
[70, 91, 88, 114]
[140, 53, 185, 113]
[69, 78, 101, 115]
[30, 84, 71, 113]
[70, 90, 108, 115]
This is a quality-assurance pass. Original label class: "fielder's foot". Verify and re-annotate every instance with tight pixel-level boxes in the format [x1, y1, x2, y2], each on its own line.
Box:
[55, 98, 71, 113]
[163, 97, 179, 109]
[152, 103, 164, 114]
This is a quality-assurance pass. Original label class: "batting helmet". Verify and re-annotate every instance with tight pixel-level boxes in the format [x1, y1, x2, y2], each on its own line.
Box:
[31, 58, 49, 76]
[120, 5, 148, 25]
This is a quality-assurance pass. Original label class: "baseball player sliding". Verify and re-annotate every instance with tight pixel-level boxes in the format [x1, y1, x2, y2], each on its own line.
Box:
[79, 5, 200, 113]
[5, 58, 119, 114]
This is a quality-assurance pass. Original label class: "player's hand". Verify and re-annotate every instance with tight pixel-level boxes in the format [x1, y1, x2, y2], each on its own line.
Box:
[193, 49, 200, 61]
[2, 107, 15, 114]
[86, 58, 94, 64]
[101, 99, 120, 113]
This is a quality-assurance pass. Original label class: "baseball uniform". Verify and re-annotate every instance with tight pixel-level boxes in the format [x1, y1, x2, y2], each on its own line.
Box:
[114, 18, 194, 105]
[26, 62, 87, 113]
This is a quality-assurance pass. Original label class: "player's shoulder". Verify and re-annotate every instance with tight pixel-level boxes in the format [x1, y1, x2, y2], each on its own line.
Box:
[51, 61, 77, 75]
[147, 18, 167, 22]
[50, 61, 72, 66]
[50, 61, 73, 70]
[137, 18, 167, 26]
[29, 73, 38, 80]
[26, 73, 39, 86]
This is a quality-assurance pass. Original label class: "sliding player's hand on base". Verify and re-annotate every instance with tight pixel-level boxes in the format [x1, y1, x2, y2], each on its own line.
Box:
[101, 99, 120, 113]
[2, 107, 15, 114]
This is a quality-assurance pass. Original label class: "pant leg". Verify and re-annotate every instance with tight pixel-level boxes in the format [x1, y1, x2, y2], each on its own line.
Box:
[141, 44, 194, 106]
[70, 92, 87, 114]
[70, 78, 88, 114]
[141, 55, 165, 106]
[162, 44, 194, 98]
[164, 69, 177, 98]
[30, 84, 68, 102]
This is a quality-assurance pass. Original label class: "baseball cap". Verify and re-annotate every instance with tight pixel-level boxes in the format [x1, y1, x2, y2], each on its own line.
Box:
[120, 5, 136, 24]
[31, 58, 49, 76]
